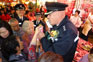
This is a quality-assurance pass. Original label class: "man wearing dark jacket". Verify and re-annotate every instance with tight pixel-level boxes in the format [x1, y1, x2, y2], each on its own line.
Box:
[14, 4, 29, 27]
[33, 13, 45, 33]
[36, 2, 79, 62]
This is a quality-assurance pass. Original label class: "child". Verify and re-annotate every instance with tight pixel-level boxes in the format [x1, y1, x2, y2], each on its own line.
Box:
[1, 35, 26, 62]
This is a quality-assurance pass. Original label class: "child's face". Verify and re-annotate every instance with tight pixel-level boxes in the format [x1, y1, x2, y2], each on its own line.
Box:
[88, 54, 93, 62]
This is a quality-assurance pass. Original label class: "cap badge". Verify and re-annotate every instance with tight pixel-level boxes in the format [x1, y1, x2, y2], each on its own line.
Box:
[20, 5, 22, 8]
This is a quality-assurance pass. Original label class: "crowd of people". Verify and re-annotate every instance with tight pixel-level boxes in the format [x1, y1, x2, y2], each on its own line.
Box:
[0, 1, 93, 62]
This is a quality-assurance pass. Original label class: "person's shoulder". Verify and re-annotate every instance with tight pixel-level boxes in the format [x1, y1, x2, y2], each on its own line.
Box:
[14, 16, 20, 20]
[66, 20, 77, 32]
[23, 16, 29, 20]
[70, 15, 74, 19]
[40, 20, 45, 24]
[9, 54, 18, 61]
[19, 27, 25, 33]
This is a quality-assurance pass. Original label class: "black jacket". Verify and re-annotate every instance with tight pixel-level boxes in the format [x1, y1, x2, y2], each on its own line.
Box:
[41, 16, 79, 62]
[15, 15, 29, 27]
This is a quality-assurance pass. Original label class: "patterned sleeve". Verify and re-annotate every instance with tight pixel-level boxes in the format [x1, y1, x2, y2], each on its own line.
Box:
[28, 45, 37, 62]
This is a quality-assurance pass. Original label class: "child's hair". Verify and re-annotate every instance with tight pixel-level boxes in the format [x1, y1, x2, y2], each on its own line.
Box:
[38, 51, 64, 62]
[75, 10, 80, 14]
[1, 35, 19, 60]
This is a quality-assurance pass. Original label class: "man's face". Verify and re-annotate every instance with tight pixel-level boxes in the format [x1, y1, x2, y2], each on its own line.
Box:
[16, 9, 25, 16]
[36, 15, 41, 21]
[47, 11, 58, 26]
[10, 21, 20, 32]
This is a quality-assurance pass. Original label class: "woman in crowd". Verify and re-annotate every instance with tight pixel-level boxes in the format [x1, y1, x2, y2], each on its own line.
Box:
[80, 7, 93, 41]
[27, 24, 44, 62]
[87, 7, 93, 34]
[1, 35, 26, 62]
[0, 20, 13, 62]
[22, 21, 35, 60]
[70, 10, 82, 30]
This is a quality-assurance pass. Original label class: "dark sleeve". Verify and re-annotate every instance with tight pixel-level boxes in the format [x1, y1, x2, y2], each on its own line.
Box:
[41, 30, 77, 56]
[41, 21, 46, 33]
[41, 37, 53, 52]
[0, 51, 2, 58]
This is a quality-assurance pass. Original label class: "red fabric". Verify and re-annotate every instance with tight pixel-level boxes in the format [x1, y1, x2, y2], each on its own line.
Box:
[74, 38, 93, 62]
[28, 45, 37, 62]
[0, 14, 11, 22]
[44, 8, 47, 13]
[36, 8, 40, 13]
[0, 15, 1, 19]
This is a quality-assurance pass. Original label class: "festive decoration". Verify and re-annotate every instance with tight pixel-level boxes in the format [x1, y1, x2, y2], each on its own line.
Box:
[48, 30, 59, 42]
[74, 38, 93, 62]
[50, 30, 59, 38]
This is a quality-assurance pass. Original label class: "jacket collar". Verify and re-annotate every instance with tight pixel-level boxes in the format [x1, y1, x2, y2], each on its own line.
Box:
[53, 15, 69, 29]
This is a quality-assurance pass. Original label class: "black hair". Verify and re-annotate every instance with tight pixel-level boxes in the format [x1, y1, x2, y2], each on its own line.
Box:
[1, 35, 19, 60]
[75, 10, 80, 14]
[25, 10, 30, 15]
[0, 20, 13, 39]
[90, 48, 93, 54]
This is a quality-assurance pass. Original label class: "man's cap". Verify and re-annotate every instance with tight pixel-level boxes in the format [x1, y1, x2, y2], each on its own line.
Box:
[14, 4, 25, 10]
[45, 2, 68, 15]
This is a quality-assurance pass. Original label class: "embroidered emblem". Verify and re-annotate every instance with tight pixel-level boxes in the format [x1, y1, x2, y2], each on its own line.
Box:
[49, 30, 59, 42]
[63, 25, 66, 31]
[20, 5, 22, 8]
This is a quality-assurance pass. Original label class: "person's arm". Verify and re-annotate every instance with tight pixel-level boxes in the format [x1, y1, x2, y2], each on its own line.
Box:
[29, 25, 43, 46]
[28, 26, 40, 61]
[41, 29, 78, 56]
[30, 33, 38, 46]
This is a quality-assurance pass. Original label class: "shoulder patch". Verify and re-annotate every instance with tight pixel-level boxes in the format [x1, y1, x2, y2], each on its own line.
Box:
[63, 25, 66, 31]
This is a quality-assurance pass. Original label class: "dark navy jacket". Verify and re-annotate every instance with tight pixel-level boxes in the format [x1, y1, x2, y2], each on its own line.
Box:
[41, 16, 79, 62]
[15, 15, 29, 27]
